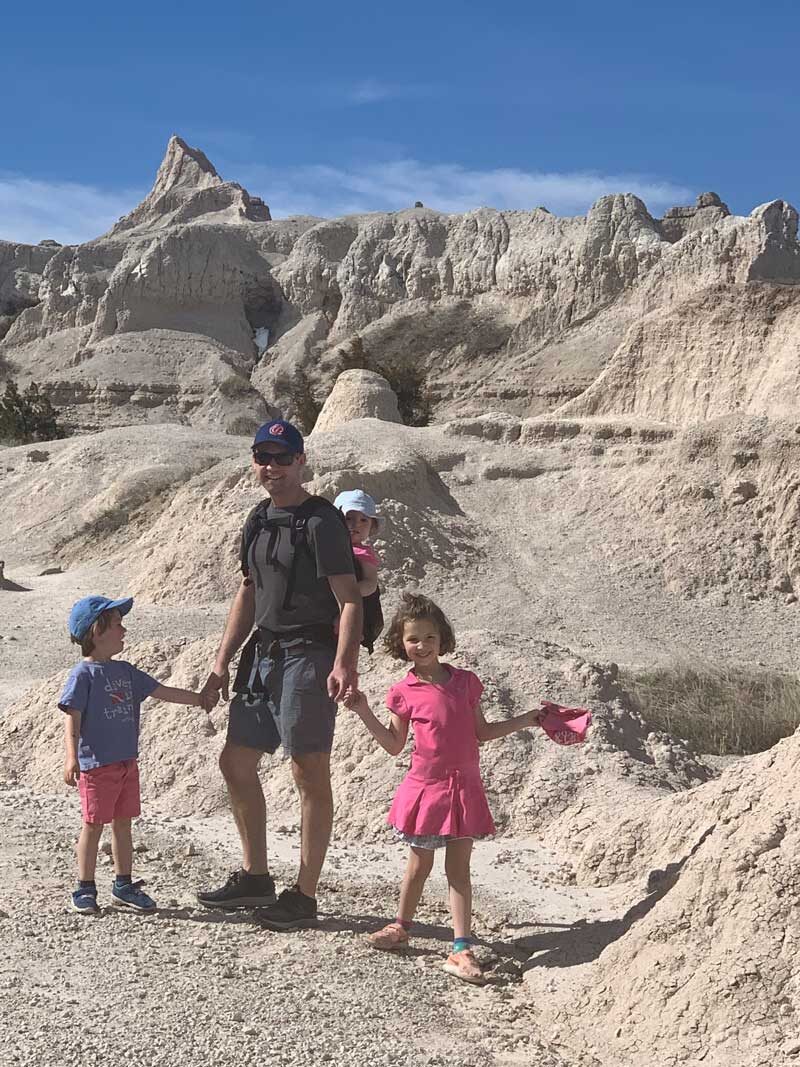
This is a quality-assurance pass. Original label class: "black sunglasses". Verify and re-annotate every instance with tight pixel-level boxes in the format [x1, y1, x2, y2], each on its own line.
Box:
[252, 449, 296, 467]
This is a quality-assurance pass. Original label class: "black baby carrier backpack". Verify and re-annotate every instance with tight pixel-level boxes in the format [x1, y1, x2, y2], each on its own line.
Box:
[239, 494, 384, 654]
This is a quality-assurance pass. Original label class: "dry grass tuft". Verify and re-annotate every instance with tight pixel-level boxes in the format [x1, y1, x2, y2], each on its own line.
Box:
[623, 662, 800, 755]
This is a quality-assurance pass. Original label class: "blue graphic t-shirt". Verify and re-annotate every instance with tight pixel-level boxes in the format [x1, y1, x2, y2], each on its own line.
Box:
[58, 660, 160, 771]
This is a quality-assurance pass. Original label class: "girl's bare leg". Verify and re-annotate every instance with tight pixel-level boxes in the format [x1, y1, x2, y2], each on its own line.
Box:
[77, 822, 104, 881]
[444, 838, 473, 940]
[111, 818, 133, 877]
[397, 845, 435, 921]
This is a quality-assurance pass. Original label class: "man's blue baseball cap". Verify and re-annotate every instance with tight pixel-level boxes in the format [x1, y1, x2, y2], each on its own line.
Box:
[68, 595, 133, 641]
[252, 419, 304, 454]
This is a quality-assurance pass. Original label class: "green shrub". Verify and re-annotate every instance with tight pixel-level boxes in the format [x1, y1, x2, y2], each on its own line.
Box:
[622, 661, 800, 755]
[0, 380, 63, 444]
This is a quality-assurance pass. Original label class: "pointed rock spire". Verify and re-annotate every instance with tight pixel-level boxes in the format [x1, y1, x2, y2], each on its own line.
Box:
[149, 136, 222, 199]
[108, 135, 270, 237]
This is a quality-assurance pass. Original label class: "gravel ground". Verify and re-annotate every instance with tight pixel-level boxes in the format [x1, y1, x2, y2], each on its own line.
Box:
[0, 787, 592, 1067]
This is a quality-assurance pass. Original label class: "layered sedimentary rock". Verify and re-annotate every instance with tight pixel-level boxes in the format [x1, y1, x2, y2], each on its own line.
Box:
[3, 136, 800, 433]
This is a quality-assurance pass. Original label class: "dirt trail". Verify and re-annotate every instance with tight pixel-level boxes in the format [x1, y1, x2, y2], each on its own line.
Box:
[0, 785, 615, 1067]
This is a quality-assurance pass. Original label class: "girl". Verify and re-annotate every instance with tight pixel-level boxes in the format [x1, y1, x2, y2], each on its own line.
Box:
[334, 489, 381, 597]
[343, 592, 542, 984]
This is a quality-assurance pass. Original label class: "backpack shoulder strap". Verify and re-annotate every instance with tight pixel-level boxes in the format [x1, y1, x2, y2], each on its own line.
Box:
[241, 497, 272, 576]
[283, 495, 346, 610]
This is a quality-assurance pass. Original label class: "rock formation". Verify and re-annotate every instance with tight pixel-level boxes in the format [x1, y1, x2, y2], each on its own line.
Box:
[524, 732, 800, 1066]
[657, 190, 731, 242]
[312, 369, 402, 432]
[6, 134, 800, 1067]
[3, 135, 800, 434]
[109, 135, 271, 236]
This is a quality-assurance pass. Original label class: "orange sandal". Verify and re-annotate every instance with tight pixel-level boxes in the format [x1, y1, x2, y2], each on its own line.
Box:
[442, 948, 486, 985]
[366, 922, 410, 951]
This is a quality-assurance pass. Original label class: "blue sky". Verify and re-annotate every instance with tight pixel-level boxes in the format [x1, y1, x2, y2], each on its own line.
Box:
[2, 0, 798, 244]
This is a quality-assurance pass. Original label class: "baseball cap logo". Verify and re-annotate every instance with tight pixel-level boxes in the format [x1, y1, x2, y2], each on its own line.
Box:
[269, 423, 285, 435]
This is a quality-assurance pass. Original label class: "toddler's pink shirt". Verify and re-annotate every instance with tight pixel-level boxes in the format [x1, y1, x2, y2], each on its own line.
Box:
[353, 543, 380, 568]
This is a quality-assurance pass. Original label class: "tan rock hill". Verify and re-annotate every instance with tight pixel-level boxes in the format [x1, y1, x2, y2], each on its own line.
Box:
[0, 426, 247, 566]
[560, 281, 800, 424]
[0, 239, 60, 342]
[3, 135, 800, 434]
[109, 134, 271, 236]
[313, 368, 402, 432]
[524, 732, 800, 1067]
[0, 629, 712, 843]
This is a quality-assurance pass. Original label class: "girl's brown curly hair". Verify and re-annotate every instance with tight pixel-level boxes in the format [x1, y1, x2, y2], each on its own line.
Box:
[383, 592, 456, 660]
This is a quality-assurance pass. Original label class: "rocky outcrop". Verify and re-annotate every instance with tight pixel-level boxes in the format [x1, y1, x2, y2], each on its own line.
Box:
[526, 731, 800, 1066]
[0, 138, 291, 430]
[109, 135, 271, 236]
[0, 241, 60, 341]
[560, 281, 800, 425]
[312, 369, 402, 432]
[658, 190, 730, 242]
[3, 135, 800, 431]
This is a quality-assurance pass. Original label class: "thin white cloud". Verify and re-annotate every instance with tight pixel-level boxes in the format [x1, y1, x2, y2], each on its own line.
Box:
[0, 160, 695, 247]
[0, 176, 141, 246]
[238, 159, 695, 220]
[344, 79, 432, 104]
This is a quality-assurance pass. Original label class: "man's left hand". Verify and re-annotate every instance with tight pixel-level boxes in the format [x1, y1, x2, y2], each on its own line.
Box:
[327, 662, 358, 702]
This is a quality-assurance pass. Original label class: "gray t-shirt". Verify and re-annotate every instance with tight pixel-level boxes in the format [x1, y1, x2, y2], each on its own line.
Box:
[240, 498, 355, 635]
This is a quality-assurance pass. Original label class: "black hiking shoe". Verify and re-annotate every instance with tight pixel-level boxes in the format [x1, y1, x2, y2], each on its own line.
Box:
[256, 886, 318, 931]
[196, 869, 276, 910]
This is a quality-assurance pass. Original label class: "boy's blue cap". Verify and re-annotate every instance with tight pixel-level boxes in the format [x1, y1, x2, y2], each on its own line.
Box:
[334, 489, 380, 523]
[252, 419, 304, 454]
[68, 595, 133, 641]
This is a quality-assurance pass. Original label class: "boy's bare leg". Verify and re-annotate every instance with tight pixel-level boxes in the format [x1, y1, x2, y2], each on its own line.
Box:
[444, 839, 474, 940]
[397, 845, 435, 922]
[77, 822, 104, 881]
[291, 752, 333, 897]
[111, 818, 133, 877]
[219, 742, 268, 874]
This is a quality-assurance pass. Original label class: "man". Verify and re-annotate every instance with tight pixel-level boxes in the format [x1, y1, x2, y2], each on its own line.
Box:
[197, 419, 362, 929]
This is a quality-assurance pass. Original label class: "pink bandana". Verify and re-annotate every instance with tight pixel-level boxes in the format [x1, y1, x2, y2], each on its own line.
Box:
[538, 701, 592, 745]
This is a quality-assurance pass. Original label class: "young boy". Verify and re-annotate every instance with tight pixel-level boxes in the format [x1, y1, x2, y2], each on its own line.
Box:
[60, 595, 214, 914]
[333, 490, 381, 596]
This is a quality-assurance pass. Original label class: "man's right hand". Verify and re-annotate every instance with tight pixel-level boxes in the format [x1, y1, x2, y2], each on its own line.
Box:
[202, 668, 230, 704]
[63, 758, 80, 787]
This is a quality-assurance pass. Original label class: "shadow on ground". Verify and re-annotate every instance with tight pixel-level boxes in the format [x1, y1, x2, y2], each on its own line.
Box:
[518, 825, 715, 971]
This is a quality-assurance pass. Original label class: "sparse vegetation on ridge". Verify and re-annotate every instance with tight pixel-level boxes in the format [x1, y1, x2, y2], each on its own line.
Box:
[0, 379, 63, 444]
[287, 368, 324, 433]
[337, 335, 433, 426]
[623, 661, 800, 755]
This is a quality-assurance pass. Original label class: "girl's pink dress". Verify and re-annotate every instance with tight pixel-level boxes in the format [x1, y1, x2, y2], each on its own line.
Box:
[385, 666, 495, 839]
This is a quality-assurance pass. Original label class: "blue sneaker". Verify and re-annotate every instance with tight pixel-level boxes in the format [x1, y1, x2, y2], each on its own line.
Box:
[111, 879, 157, 912]
[71, 886, 100, 914]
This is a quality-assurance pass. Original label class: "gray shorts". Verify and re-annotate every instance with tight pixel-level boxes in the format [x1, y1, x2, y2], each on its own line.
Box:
[227, 638, 337, 757]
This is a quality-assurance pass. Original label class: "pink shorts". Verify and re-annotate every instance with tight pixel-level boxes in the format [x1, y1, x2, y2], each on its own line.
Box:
[79, 759, 141, 825]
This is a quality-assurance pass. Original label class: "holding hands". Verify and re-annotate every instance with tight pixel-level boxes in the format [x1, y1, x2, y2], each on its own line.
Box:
[200, 668, 229, 707]
[198, 686, 220, 714]
[342, 687, 369, 715]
